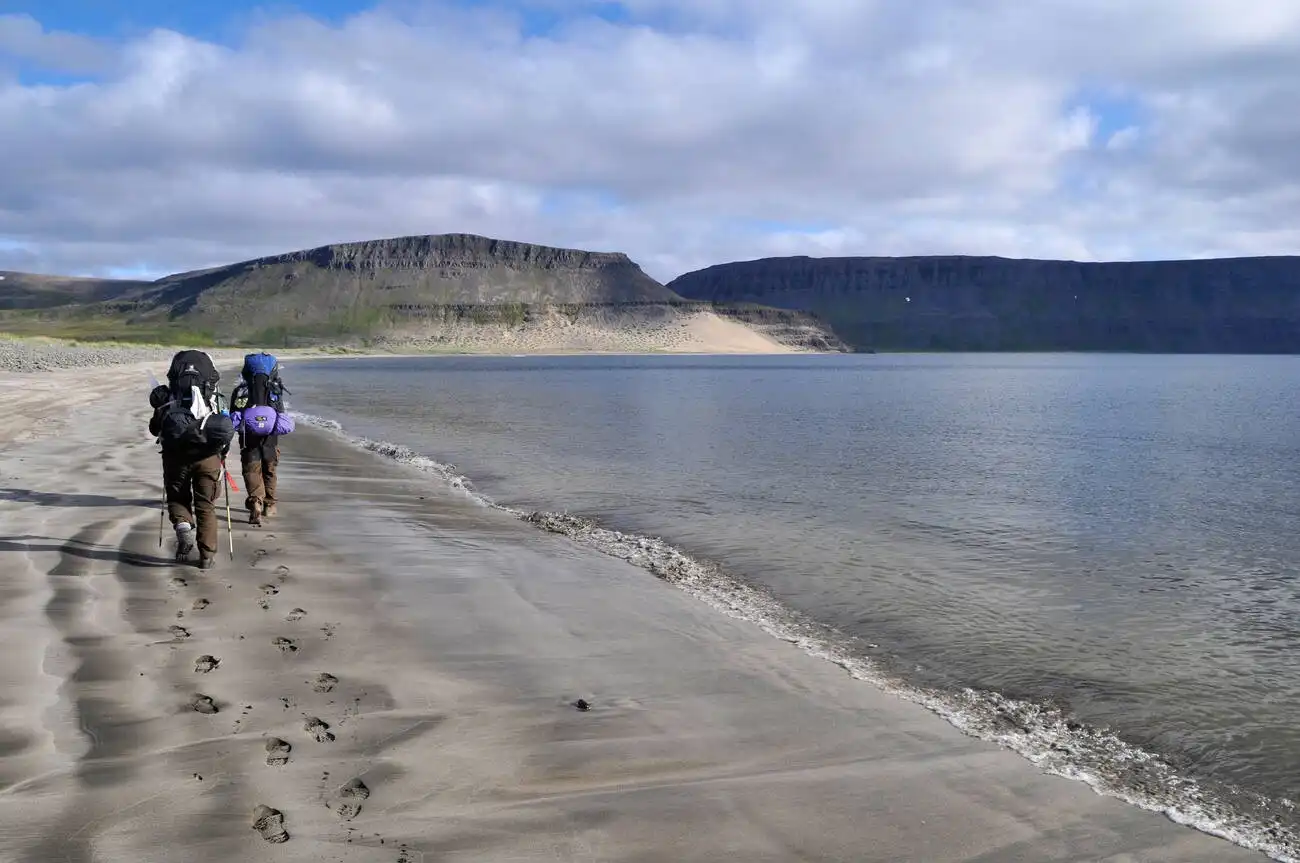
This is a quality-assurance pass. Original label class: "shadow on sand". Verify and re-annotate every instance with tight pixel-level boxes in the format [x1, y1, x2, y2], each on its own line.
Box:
[0, 535, 175, 569]
[0, 488, 157, 509]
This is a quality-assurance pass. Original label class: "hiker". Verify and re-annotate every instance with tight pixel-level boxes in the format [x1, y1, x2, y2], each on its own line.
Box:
[229, 352, 295, 526]
[148, 350, 235, 569]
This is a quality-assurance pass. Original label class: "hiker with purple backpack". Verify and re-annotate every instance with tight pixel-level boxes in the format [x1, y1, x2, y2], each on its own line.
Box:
[229, 352, 295, 526]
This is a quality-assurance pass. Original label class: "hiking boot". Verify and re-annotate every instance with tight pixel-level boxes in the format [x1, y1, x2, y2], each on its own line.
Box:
[249, 501, 262, 527]
[263, 502, 277, 518]
[175, 523, 195, 561]
[198, 554, 216, 570]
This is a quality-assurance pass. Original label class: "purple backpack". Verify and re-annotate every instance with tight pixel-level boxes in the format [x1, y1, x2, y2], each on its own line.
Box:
[234, 352, 295, 438]
[239, 403, 295, 436]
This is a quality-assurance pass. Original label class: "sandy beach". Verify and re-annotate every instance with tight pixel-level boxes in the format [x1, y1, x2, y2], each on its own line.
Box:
[0, 357, 1268, 862]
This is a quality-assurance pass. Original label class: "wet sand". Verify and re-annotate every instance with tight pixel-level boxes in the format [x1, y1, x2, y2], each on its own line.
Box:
[0, 363, 1267, 862]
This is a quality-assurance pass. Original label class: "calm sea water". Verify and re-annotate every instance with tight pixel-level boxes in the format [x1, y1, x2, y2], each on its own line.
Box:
[287, 353, 1300, 828]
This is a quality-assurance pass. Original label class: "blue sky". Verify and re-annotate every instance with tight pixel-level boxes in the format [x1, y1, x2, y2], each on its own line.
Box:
[14, 0, 633, 47]
[11, 0, 374, 41]
[1, 1, 1298, 280]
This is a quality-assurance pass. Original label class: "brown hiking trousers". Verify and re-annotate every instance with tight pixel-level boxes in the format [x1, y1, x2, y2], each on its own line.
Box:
[162, 452, 222, 556]
[241, 439, 279, 511]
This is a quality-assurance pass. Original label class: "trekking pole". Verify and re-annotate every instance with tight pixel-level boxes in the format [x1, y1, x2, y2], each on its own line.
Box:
[222, 459, 234, 560]
[150, 371, 164, 547]
[158, 453, 167, 547]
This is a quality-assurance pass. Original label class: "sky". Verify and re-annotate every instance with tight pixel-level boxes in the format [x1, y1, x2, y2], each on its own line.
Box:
[2, 1, 1300, 282]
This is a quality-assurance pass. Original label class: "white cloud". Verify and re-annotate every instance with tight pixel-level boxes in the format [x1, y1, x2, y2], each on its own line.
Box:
[0, 14, 115, 75]
[1, 2, 1300, 283]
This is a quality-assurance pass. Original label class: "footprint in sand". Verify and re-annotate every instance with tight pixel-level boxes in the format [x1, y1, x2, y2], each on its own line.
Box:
[312, 673, 338, 693]
[286, 608, 307, 622]
[192, 598, 210, 611]
[168, 576, 186, 589]
[304, 716, 335, 742]
[251, 549, 269, 566]
[168, 625, 190, 641]
[331, 777, 370, 821]
[252, 805, 289, 843]
[260, 583, 279, 595]
[265, 737, 292, 766]
[190, 694, 218, 714]
[194, 655, 220, 673]
[275, 564, 291, 583]
[274, 637, 298, 654]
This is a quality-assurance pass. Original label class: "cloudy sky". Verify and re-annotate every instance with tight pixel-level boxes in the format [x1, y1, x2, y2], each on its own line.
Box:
[2, 1, 1299, 282]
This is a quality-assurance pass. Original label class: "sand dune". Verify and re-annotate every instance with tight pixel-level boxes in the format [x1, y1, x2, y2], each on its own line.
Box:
[367, 308, 805, 354]
[0, 362, 1267, 862]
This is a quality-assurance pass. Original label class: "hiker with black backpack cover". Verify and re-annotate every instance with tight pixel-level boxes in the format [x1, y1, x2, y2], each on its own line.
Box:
[229, 352, 295, 526]
[148, 350, 235, 568]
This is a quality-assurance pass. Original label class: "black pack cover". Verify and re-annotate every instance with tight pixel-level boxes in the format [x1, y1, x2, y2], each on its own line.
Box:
[154, 350, 232, 458]
[157, 404, 233, 457]
[167, 350, 220, 402]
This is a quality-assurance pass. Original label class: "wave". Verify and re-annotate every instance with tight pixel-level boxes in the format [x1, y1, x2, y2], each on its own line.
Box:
[294, 410, 1299, 861]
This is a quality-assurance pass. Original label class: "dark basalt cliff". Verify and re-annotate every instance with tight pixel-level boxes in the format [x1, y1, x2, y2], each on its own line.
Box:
[667, 255, 1300, 352]
[192, 233, 660, 288]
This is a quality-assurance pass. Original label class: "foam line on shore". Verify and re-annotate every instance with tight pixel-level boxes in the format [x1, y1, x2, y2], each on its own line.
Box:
[293, 411, 1299, 862]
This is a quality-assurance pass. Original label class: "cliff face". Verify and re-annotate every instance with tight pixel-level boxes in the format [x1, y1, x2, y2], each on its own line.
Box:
[280, 234, 646, 273]
[667, 255, 1300, 352]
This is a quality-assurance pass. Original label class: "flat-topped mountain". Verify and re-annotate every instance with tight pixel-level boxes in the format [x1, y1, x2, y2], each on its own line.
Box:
[132, 233, 680, 327]
[0, 234, 844, 352]
[668, 254, 1300, 352]
[0, 234, 678, 333]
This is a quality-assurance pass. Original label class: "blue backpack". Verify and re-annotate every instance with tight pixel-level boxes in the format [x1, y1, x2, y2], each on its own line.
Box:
[235, 352, 287, 411]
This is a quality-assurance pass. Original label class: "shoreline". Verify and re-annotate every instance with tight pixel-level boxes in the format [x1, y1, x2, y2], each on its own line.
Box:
[292, 403, 1300, 862]
[0, 362, 1273, 861]
[0, 336, 829, 379]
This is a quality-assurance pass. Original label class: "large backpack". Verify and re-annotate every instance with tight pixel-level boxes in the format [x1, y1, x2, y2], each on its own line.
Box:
[168, 350, 220, 405]
[151, 350, 232, 456]
[233, 352, 290, 440]
[238, 352, 287, 408]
